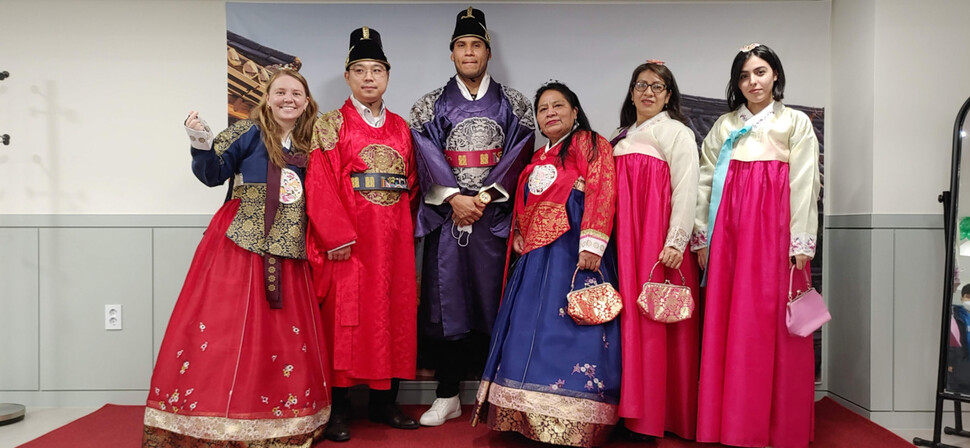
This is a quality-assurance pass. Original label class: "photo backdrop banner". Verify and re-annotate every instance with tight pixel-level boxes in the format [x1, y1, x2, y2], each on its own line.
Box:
[225, 1, 829, 136]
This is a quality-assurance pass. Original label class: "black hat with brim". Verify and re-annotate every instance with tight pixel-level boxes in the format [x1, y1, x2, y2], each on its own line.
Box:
[450, 6, 490, 50]
[346, 26, 390, 70]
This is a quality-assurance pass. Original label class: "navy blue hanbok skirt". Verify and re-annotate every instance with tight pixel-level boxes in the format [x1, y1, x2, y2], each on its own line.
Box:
[472, 189, 621, 447]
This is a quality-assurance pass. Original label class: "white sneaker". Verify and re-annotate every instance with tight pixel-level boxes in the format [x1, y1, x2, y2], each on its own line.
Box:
[419, 396, 462, 426]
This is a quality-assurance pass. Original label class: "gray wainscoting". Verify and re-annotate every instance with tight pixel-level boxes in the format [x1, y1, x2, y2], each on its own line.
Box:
[826, 214, 950, 427]
[0, 228, 40, 391]
[0, 216, 208, 405]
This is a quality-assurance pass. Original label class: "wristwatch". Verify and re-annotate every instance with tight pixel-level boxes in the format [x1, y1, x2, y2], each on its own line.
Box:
[477, 190, 492, 205]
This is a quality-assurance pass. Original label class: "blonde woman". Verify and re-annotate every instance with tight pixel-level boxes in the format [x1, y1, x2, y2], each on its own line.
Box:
[143, 69, 330, 447]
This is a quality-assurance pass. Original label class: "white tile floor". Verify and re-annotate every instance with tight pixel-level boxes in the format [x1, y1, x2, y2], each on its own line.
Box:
[0, 407, 96, 448]
[5, 407, 970, 447]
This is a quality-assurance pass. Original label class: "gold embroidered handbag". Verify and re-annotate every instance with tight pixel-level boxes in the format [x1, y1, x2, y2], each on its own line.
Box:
[637, 261, 694, 323]
[566, 268, 623, 325]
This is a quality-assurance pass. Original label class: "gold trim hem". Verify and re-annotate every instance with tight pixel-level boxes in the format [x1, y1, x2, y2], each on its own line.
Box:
[486, 403, 615, 448]
[487, 382, 618, 425]
[142, 424, 323, 448]
[143, 406, 329, 442]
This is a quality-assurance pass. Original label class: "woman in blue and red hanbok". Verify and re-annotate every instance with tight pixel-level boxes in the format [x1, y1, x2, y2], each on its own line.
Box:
[692, 44, 821, 448]
[472, 82, 620, 448]
[611, 61, 700, 441]
[143, 70, 331, 448]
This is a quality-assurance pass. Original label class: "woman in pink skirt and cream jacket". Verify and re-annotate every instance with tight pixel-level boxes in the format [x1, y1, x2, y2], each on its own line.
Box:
[692, 43, 821, 448]
[610, 59, 700, 443]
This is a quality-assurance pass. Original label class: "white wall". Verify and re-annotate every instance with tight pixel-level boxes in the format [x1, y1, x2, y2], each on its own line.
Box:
[828, 0, 874, 215]
[0, 0, 228, 215]
[828, 0, 970, 217]
[0, 0, 829, 215]
[871, 0, 970, 215]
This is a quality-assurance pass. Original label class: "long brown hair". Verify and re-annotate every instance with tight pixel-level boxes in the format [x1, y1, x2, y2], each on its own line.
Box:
[618, 62, 688, 128]
[249, 69, 319, 167]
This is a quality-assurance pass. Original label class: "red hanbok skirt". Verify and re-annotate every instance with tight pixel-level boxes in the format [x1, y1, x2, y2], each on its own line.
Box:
[696, 160, 814, 448]
[615, 154, 700, 439]
[143, 199, 330, 447]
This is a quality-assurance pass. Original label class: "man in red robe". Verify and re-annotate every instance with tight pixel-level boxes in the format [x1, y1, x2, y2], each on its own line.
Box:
[305, 26, 419, 442]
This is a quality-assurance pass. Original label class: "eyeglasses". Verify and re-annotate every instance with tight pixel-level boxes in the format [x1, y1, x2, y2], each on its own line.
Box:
[349, 66, 387, 78]
[633, 82, 667, 94]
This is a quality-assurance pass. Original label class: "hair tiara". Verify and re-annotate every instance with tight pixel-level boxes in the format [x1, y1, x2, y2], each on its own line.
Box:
[739, 43, 761, 53]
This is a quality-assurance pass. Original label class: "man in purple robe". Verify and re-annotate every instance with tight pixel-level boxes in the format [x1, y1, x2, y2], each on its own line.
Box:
[409, 6, 535, 427]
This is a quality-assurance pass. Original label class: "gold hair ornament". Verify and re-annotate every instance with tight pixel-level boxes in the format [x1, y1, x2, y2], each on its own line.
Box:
[739, 43, 761, 53]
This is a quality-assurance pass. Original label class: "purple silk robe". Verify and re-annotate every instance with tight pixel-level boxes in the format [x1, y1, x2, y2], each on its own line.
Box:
[409, 76, 535, 339]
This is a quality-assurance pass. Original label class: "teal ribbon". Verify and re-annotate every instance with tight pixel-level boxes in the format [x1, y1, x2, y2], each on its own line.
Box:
[701, 125, 750, 286]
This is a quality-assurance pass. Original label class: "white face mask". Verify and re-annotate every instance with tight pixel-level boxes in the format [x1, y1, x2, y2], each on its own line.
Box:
[962, 301, 970, 311]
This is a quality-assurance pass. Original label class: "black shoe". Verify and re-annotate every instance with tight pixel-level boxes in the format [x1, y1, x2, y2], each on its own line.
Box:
[627, 432, 657, 443]
[324, 411, 351, 442]
[368, 403, 419, 429]
[616, 425, 656, 443]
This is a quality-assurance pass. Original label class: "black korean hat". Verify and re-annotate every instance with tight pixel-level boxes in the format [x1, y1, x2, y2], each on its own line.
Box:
[450, 6, 490, 50]
[346, 26, 390, 70]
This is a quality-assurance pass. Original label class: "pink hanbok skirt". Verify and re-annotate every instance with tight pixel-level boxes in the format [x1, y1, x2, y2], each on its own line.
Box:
[696, 160, 814, 448]
[615, 153, 700, 439]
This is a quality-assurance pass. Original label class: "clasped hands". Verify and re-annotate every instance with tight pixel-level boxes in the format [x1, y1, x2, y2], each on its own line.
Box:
[450, 194, 485, 227]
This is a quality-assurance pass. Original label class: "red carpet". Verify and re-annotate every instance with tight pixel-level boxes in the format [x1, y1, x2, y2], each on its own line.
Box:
[18, 398, 913, 447]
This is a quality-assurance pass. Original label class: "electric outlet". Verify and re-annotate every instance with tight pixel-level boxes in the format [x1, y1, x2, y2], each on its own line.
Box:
[105, 304, 122, 330]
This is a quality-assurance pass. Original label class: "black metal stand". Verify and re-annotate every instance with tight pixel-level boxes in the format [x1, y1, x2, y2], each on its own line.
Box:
[914, 192, 960, 448]
[914, 95, 970, 447]
[944, 401, 970, 437]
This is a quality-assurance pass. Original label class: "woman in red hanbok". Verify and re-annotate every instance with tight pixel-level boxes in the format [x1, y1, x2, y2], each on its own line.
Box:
[692, 44, 821, 448]
[143, 70, 331, 448]
[611, 61, 700, 442]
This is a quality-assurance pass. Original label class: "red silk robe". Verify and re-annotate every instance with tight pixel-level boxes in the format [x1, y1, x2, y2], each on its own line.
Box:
[305, 99, 418, 389]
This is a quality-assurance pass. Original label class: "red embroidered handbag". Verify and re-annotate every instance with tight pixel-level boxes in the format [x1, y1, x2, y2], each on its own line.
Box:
[566, 268, 623, 325]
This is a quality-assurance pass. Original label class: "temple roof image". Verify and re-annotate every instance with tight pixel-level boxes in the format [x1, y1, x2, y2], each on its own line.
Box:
[226, 30, 303, 122]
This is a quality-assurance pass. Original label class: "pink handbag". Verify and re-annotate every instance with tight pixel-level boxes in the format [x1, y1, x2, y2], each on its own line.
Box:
[786, 266, 831, 337]
[636, 261, 694, 323]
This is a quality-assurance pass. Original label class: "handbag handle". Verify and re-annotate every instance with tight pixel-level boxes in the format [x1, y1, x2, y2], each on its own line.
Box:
[646, 261, 687, 286]
[570, 267, 605, 292]
[788, 265, 813, 302]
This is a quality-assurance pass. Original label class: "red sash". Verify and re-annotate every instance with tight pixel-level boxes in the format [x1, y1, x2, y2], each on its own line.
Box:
[443, 148, 502, 167]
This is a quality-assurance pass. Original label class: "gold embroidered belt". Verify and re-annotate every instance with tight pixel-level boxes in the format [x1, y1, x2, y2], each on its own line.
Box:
[351, 172, 408, 191]
[444, 148, 502, 168]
